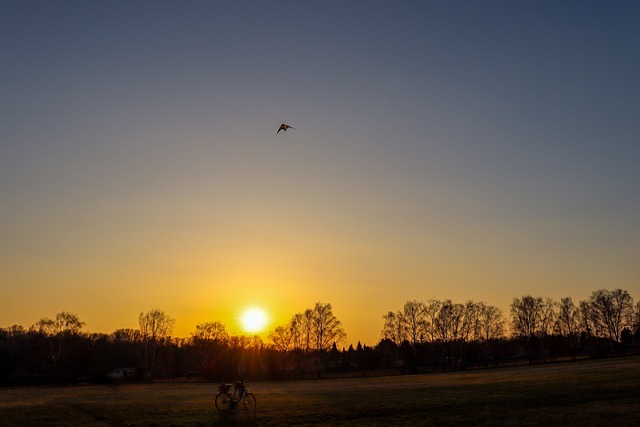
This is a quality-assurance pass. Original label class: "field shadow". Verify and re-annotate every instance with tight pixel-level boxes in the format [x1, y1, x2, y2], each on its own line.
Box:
[214, 408, 258, 426]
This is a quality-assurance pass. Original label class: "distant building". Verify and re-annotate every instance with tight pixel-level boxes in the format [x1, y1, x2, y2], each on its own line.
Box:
[108, 367, 136, 381]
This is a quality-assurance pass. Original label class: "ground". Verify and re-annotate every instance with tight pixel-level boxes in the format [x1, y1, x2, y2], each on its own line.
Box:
[1, 356, 639, 426]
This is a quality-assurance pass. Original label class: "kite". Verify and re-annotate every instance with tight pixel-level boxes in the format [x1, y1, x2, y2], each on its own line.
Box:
[277, 123, 295, 134]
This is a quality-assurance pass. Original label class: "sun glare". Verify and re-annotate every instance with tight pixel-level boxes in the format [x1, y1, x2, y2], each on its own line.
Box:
[241, 307, 268, 333]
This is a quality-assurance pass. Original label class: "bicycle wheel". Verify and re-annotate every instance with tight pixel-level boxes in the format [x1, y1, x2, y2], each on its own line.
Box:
[243, 392, 256, 412]
[215, 392, 233, 412]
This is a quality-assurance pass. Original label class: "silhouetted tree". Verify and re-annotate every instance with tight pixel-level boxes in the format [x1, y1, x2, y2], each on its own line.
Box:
[510, 296, 543, 337]
[539, 298, 557, 336]
[555, 297, 580, 359]
[578, 299, 597, 337]
[510, 296, 545, 363]
[190, 321, 228, 378]
[138, 309, 175, 379]
[312, 302, 346, 352]
[460, 301, 480, 342]
[3, 289, 638, 385]
[538, 298, 558, 362]
[477, 303, 505, 342]
[587, 289, 633, 343]
[291, 309, 314, 353]
[403, 301, 427, 345]
[555, 297, 579, 337]
[267, 302, 346, 377]
[110, 328, 141, 376]
[633, 301, 640, 352]
[31, 312, 84, 383]
[381, 310, 407, 346]
[269, 324, 294, 354]
[423, 299, 441, 342]
[435, 300, 464, 342]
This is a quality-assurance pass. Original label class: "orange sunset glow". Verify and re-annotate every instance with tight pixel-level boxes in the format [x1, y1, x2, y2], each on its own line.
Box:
[1, 1, 638, 350]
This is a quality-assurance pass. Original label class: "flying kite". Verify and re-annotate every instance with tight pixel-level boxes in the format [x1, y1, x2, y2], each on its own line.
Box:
[277, 123, 295, 134]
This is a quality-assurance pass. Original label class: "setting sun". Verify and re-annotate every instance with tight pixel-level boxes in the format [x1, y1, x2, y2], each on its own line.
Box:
[241, 308, 268, 334]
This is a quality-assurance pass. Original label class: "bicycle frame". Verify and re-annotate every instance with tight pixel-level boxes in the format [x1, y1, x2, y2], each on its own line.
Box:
[231, 381, 248, 403]
[215, 379, 256, 412]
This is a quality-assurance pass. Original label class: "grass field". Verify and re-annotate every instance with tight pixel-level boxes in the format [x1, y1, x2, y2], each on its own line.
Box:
[2, 356, 639, 426]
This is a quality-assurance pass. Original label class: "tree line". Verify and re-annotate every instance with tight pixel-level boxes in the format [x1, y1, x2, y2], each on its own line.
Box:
[381, 289, 639, 370]
[1, 289, 639, 385]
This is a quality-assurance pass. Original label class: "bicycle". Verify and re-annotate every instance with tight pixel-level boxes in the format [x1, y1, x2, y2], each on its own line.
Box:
[215, 377, 256, 412]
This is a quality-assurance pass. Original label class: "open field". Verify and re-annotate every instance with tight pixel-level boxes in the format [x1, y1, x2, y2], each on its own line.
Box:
[1, 356, 639, 426]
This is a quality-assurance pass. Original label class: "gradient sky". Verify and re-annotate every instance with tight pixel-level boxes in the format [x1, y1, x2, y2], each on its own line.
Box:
[1, 1, 639, 345]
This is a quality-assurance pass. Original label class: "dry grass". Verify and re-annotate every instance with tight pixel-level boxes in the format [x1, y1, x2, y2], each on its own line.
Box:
[2, 356, 639, 426]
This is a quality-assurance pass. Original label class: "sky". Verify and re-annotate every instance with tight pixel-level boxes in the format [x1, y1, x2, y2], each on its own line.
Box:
[1, 0, 639, 346]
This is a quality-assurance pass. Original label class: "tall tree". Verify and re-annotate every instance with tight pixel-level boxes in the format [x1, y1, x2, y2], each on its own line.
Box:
[510, 296, 545, 363]
[138, 309, 175, 378]
[587, 289, 633, 342]
[633, 301, 640, 351]
[402, 300, 426, 345]
[269, 324, 294, 353]
[312, 302, 346, 352]
[289, 312, 308, 352]
[555, 297, 580, 359]
[539, 298, 557, 337]
[633, 301, 640, 335]
[191, 321, 228, 375]
[460, 301, 481, 342]
[578, 300, 597, 337]
[423, 299, 441, 342]
[294, 309, 315, 353]
[477, 303, 505, 342]
[555, 297, 579, 337]
[32, 312, 84, 383]
[435, 300, 464, 342]
[381, 310, 407, 346]
[510, 296, 544, 337]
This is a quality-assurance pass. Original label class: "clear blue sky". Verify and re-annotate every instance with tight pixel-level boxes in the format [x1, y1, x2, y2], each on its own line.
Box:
[1, 1, 639, 344]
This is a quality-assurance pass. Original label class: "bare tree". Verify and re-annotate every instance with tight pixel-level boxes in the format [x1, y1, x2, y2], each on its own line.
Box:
[312, 302, 346, 352]
[138, 308, 175, 379]
[450, 302, 466, 341]
[139, 309, 175, 341]
[288, 312, 308, 352]
[578, 300, 597, 337]
[510, 296, 546, 363]
[291, 309, 314, 353]
[510, 295, 544, 337]
[555, 297, 579, 337]
[538, 298, 557, 362]
[539, 298, 557, 337]
[434, 300, 464, 342]
[588, 289, 633, 342]
[381, 310, 407, 346]
[285, 304, 346, 353]
[32, 312, 84, 382]
[269, 324, 294, 353]
[460, 301, 481, 342]
[477, 303, 505, 342]
[228, 335, 251, 350]
[634, 301, 640, 335]
[2, 324, 26, 337]
[423, 299, 441, 342]
[402, 300, 426, 345]
[554, 297, 580, 359]
[192, 321, 228, 343]
[191, 321, 228, 375]
[249, 335, 264, 350]
[633, 301, 640, 352]
[112, 328, 142, 342]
